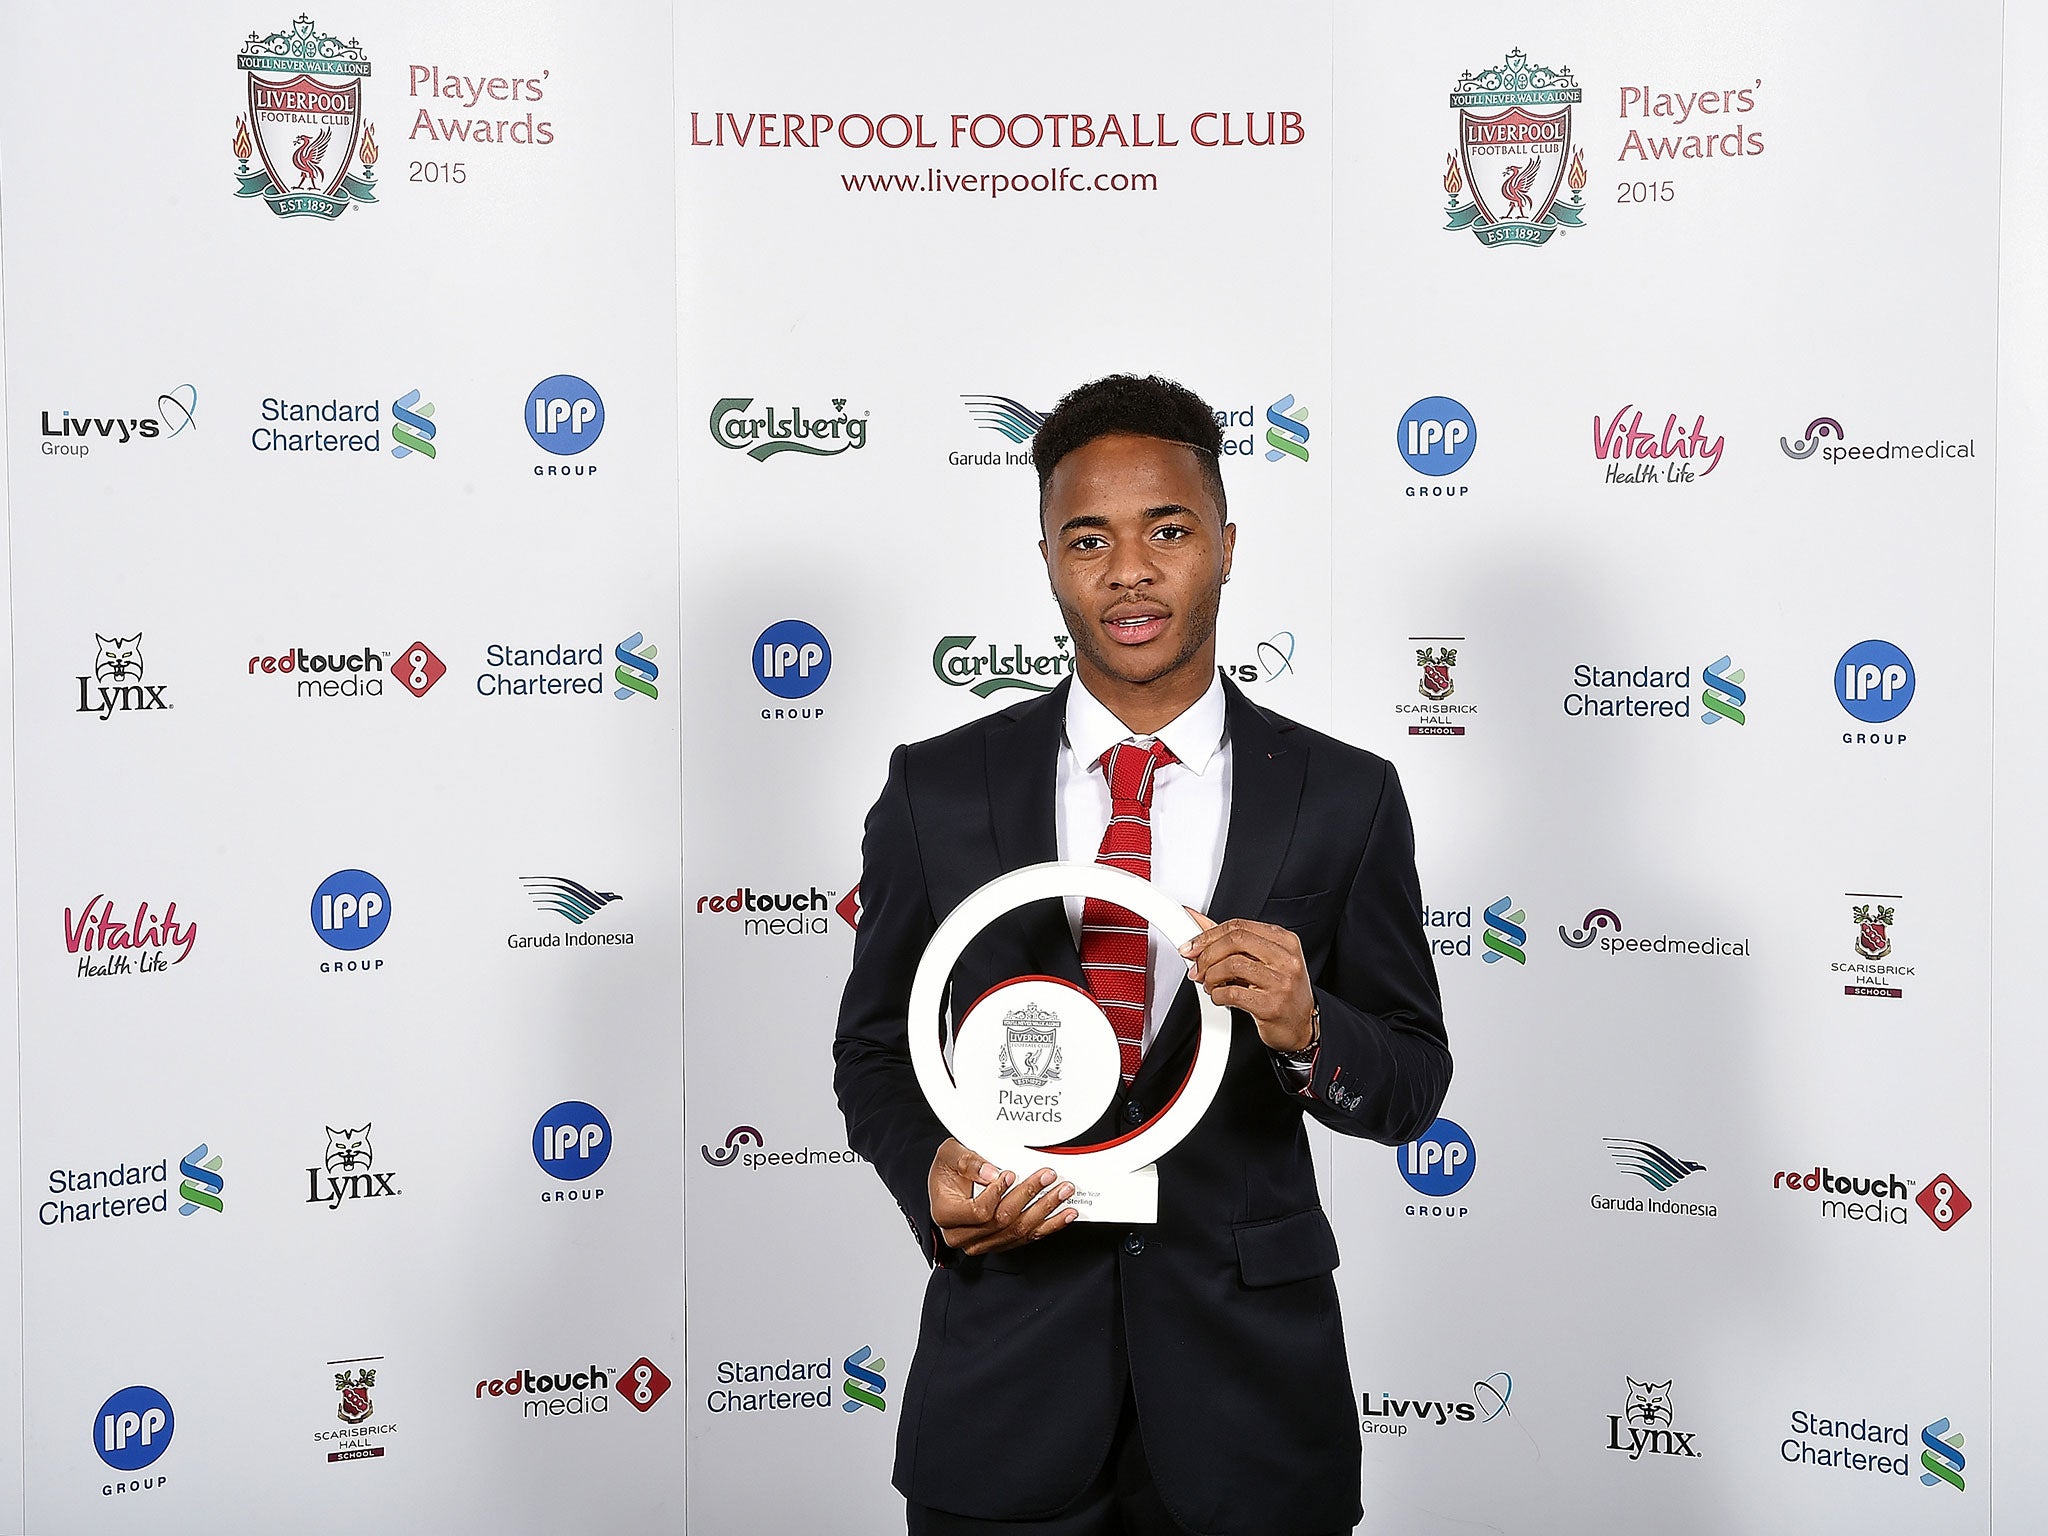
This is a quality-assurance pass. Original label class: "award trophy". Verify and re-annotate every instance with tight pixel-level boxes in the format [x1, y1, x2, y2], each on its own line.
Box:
[908, 861, 1231, 1223]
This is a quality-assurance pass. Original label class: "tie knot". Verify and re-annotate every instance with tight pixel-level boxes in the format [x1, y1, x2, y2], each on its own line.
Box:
[1099, 739, 1177, 806]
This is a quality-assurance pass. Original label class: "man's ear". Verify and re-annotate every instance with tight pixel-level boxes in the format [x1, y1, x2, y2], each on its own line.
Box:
[1220, 521, 1237, 582]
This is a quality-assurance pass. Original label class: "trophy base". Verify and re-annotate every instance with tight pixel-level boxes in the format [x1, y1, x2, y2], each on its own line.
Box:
[1049, 1159, 1158, 1224]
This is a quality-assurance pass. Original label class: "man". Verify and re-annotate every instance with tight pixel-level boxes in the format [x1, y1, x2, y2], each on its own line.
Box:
[835, 374, 1452, 1536]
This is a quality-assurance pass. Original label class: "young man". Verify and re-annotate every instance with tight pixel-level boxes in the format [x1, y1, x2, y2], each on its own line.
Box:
[835, 374, 1452, 1536]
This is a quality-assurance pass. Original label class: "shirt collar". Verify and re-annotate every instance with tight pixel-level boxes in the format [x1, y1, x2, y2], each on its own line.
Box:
[1064, 669, 1228, 777]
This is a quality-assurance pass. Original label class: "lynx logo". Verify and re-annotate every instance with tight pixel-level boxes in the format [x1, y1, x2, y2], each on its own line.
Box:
[1607, 1379, 1699, 1460]
[754, 619, 832, 700]
[305, 1124, 402, 1209]
[534, 1101, 611, 1183]
[96, 1384, 174, 1475]
[76, 634, 172, 721]
[1397, 1117, 1475, 1198]
[311, 870, 390, 958]
[1836, 639, 1914, 734]
[1398, 397, 1477, 486]
[526, 374, 604, 467]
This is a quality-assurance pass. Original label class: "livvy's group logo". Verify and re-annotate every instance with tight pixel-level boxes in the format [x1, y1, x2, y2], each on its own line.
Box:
[1837, 892, 1909, 999]
[1593, 407, 1724, 485]
[1781, 415, 1976, 468]
[77, 633, 171, 722]
[307, 1124, 402, 1210]
[1444, 49, 1587, 248]
[526, 375, 604, 472]
[1222, 631, 1298, 690]
[1361, 1372, 1515, 1437]
[233, 16, 379, 220]
[1607, 1379, 1700, 1462]
[1401, 638, 1476, 736]
[1397, 398, 1477, 491]
[39, 385, 198, 462]
[710, 397, 869, 460]
[933, 634, 1075, 699]
[65, 896, 197, 980]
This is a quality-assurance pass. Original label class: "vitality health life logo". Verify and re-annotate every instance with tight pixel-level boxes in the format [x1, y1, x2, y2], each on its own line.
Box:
[1482, 897, 1526, 964]
[842, 1346, 888, 1413]
[390, 390, 435, 459]
[614, 634, 658, 701]
[1921, 1419, 1965, 1491]
[232, 16, 378, 220]
[1701, 656, 1746, 724]
[1264, 396, 1309, 462]
[178, 1145, 225, 1215]
[1443, 49, 1587, 247]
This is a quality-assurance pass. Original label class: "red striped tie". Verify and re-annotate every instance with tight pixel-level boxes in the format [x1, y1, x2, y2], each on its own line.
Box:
[1080, 740, 1178, 1085]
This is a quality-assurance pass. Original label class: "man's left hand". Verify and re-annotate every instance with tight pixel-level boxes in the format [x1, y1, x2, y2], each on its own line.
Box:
[1179, 910, 1315, 1053]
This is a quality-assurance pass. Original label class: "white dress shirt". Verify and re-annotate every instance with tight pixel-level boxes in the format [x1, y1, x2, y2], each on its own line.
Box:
[1057, 671, 1231, 1052]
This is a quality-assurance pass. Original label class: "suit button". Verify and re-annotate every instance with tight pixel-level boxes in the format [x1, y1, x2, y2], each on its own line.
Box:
[1124, 1100, 1143, 1124]
[1123, 1230, 1145, 1256]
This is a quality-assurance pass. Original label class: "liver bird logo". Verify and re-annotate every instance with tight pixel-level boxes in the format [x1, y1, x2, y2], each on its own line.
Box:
[1501, 157, 1541, 220]
[292, 127, 331, 189]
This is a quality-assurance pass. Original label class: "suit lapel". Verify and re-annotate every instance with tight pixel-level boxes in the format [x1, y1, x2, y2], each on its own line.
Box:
[986, 679, 1084, 986]
[1133, 675, 1306, 1097]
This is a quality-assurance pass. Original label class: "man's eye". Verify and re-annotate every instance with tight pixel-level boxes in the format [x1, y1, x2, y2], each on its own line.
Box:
[1153, 525, 1190, 541]
[1071, 535, 1108, 551]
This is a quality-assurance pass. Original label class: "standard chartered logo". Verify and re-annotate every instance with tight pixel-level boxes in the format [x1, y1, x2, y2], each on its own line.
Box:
[842, 1346, 888, 1413]
[614, 634, 658, 701]
[1264, 395, 1309, 463]
[390, 389, 436, 460]
[1482, 897, 1526, 964]
[177, 1144, 225, 1215]
[1920, 1418, 1965, 1491]
[1701, 655, 1746, 725]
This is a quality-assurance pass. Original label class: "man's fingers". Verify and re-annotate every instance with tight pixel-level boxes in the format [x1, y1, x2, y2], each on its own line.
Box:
[949, 1141, 1002, 1185]
[991, 1168, 1058, 1228]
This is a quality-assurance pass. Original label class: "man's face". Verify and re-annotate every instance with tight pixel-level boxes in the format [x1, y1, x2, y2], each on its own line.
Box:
[1039, 432, 1235, 692]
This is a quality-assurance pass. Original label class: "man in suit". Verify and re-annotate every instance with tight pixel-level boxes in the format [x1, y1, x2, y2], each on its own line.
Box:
[835, 374, 1452, 1536]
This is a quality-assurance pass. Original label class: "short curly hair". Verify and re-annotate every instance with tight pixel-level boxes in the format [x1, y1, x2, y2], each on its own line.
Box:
[1031, 374, 1226, 519]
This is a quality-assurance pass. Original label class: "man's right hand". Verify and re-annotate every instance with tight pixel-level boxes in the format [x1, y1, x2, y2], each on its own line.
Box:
[929, 1137, 1079, 1257]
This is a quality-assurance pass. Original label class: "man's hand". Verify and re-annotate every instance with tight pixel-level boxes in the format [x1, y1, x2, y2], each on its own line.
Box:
[1179, 909, 1316, 1053]
[929, 1137, 1079, 1257]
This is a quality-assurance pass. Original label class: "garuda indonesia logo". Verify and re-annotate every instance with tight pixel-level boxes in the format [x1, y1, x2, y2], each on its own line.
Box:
[1444, 48, 1586, 248]
[233, 15, 379, 220]
[997, 1002, 1062, 1089]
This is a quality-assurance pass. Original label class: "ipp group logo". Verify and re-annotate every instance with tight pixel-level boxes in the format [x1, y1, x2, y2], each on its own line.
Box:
[95, 1384, 174, 1481]
[311, 869, 390, 964]
[1836, 639, 1914, 742]
[1443, 49, 1586, 247]
[753, 619, 831, 708]
[526, 375, 604, 470]
[533, 1100, 612, 1194]
[64, 896, 197, 980]
[390, 389, 435, 459]
[1396, 1116, 1474, 1215]
[232, 16, 379, 221]
[1397, 397, 1476, 490]
[38, 384, 199, 462]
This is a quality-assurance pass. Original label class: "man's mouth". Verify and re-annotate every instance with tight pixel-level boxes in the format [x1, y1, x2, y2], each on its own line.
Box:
[1103, 608, 1169, 647]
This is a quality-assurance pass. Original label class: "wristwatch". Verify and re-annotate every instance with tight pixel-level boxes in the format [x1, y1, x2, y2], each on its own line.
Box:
[1277, 1004, 1321, 1065]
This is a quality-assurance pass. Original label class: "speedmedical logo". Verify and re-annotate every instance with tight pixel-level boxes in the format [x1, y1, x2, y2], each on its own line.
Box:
[1397, 396, 1476, 491]
[1836, 639, 1914, 743]
[698, 1124, 861, 1171]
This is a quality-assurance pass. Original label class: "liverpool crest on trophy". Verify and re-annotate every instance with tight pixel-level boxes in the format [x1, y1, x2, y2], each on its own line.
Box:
[233, 15, 379, 220]
[1443, 48, 1587, 248]
[997, 1001, 1063, 1089]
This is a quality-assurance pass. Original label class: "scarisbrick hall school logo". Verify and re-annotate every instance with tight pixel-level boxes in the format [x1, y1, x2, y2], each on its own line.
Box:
[232, 15, 379, 220]
[1443, 48, 1587, 248]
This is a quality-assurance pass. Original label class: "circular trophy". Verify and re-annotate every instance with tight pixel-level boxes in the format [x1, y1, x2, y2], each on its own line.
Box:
[908, 861, 1231, 1223]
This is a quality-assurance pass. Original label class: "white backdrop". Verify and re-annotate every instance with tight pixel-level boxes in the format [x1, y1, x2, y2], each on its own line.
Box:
[1, 1, 2043, 1533]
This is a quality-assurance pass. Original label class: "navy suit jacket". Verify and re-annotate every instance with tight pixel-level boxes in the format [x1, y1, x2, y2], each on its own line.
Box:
[833, 675, 1451, 1535]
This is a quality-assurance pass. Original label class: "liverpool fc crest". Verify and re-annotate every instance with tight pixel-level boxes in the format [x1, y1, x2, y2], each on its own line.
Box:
[1852, 903, 1894, 961]
[996, 1002, 1063, 1089]
[1444, 48, 1586, 248]
[1417, 646, 1456, 701]
[233, 16, 378, 220]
